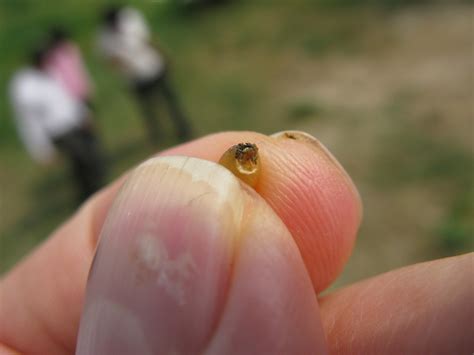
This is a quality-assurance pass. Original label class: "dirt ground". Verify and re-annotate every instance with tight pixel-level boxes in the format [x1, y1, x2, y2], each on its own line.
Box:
[283, 4, 473, 288]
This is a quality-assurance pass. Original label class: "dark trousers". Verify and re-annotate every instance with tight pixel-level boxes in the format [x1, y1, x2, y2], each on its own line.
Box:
[53, 126, 106, 202]
[132, 73, 191, 144]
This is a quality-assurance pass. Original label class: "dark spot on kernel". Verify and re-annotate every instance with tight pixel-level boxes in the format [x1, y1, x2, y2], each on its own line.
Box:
[218, 142, 260, 187]
[234, 143, 259, 165]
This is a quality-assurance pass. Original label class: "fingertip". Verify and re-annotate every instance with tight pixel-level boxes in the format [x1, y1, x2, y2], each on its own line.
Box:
[271, 130, 363, 220]
[266, 130, 362, 291]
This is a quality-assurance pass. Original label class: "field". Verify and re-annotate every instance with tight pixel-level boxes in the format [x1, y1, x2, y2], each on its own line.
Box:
[0, 0, 472, 287]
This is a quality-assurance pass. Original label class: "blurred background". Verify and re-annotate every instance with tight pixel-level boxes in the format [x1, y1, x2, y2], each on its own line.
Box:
[0, 0, 472, 289]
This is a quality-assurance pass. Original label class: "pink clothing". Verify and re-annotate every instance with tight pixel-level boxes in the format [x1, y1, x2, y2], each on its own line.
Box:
[45, 42, 92, 101]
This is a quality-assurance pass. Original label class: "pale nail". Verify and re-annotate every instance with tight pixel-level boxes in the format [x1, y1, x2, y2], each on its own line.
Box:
[76, 156, 245, 354]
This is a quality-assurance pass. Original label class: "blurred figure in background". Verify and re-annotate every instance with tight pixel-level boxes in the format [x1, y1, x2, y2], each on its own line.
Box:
[44, 27, 94, 109]
[97, 5, 192, 144]
[9, 44, 106, 202]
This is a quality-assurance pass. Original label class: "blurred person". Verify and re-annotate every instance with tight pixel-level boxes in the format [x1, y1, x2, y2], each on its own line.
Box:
[97, 5, 192, 144]
[44, 26, 94, 109]
[9, 44, 106, 202]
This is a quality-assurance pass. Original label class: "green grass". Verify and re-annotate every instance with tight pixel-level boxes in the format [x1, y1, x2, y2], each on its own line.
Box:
[373, 94, 474, 254]
[286, 101, 324, 122]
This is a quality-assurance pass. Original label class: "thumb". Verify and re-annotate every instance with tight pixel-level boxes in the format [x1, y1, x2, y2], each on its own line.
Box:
[77, 156, 327, 354]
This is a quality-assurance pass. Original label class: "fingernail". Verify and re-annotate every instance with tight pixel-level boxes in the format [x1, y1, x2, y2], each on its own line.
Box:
[77, 156, 245, 354]
[271, 130, 363, 217]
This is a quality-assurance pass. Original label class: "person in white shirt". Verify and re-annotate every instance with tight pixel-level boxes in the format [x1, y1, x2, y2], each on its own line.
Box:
[98, 5, 192, 143]
[9, 45, 106, 201]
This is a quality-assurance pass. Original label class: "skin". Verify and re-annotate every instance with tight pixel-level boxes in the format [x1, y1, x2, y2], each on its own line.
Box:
[0, 131, 472, 354]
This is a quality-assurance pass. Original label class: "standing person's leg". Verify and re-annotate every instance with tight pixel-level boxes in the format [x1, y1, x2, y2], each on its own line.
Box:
[132, 80, 162, 144]
[53, 131, 92, 202]
[77, 126, 107, 194]
[156, 73, 192, 141]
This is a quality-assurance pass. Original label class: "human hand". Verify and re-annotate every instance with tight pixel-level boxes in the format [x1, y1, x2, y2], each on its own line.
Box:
[0, 131, 471, 354]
